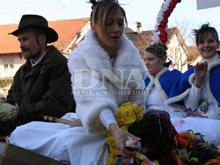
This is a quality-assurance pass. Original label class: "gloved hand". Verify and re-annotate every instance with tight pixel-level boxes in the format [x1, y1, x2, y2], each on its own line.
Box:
[0, 103, 18, 121]
[0, 97, 6, 103]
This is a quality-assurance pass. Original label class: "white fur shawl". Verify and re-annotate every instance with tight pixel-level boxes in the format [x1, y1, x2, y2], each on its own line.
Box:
[68, 29, 146, 133]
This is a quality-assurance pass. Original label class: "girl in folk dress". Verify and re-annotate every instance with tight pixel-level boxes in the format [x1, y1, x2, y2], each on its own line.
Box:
[167, 24, 220, 144]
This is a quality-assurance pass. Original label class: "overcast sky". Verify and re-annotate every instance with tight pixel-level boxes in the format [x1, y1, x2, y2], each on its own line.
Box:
[0, 0, 220, 45]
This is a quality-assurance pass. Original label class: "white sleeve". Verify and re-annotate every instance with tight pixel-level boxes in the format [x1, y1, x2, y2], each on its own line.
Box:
[184, 84, 201, 110]
[99, 109, 118, 130]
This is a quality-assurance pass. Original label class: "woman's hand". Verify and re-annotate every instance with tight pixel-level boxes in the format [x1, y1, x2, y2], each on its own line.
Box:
[194, 62, 208, 88]
[70, 119, 83, 127]
[109, 123, 140, 158]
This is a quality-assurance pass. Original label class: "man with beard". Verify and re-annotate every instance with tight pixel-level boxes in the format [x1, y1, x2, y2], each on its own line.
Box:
[0, 14, 75, 136]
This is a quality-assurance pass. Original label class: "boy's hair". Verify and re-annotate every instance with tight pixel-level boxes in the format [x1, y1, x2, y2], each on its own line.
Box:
[193, 23, 219, 46]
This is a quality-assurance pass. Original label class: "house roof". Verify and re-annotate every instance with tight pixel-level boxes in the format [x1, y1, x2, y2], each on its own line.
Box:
[0, 18, 89, 54]
[125, 27, 188, 55]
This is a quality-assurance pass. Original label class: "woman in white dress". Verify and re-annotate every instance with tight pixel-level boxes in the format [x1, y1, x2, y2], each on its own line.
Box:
[166, 23, 220, 144]
[8, 0, 147, 164]
[144, 43, 184, 117]
[125, 43, 180, 164]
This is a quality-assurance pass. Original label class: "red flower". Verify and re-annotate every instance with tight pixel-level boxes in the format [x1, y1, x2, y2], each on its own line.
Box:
[153, 0, 182, 44]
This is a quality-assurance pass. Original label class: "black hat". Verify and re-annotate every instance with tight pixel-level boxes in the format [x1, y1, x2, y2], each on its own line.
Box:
[10, 14, 58, 43]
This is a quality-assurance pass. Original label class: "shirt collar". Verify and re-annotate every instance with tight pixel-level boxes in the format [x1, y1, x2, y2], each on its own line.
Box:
[200, 53, 219, 64]
[31, 50, 47, 67]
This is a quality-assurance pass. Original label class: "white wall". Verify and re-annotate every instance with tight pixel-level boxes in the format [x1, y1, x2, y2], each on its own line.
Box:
[0, 54, 25, 78]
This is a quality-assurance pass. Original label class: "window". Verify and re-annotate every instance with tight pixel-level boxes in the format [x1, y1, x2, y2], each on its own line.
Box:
[3, 58, 14, 73]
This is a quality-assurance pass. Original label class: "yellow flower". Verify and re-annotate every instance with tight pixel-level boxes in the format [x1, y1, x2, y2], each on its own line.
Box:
[118, 103, 136, 125]
[120, 125, 128, 131]
[189, 133, 196, 140]
[132, 104, 139, 114]
[190, 157, 198, 163]
[122, 102, 132, 106]
[106, 136, 120, 155]
[108, 153, 116, 165]
[136, 104, 144, 122]
[106, 102, 145, 165]
[115, 112, 123, 126]
[111, 147, 120, 155]
[106, 136, 115, 148]
[141, 160, 159, 165]
[104, 128, 111, 137]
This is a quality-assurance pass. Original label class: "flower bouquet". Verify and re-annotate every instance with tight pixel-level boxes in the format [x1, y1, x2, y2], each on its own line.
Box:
[105, 102, 158, 165]
[176, 130, 220, 165]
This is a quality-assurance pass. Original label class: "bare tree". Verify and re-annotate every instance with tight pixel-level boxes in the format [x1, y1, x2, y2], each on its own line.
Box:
[167, 42, 188, 72]
[175, 20, 195, 45]
[168, 20, 201, 70]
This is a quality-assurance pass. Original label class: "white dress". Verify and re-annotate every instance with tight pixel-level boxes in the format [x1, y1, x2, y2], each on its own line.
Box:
[146, 84, 220, 144]
[8, 113, 109, 164]
[146, 85, 183, 118]
[8, 29, 146, 165]
[171, 83, 220, 144]
[168, 55, 220, 144]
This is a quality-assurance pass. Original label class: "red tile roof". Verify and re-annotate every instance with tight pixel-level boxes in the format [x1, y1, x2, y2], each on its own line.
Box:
[0, 18, 89, 54]
[125, 27, 188, 56]
[0, 24, 18, 54]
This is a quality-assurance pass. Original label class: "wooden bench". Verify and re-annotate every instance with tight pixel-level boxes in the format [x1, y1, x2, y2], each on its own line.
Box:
[0, 142, 65, 165]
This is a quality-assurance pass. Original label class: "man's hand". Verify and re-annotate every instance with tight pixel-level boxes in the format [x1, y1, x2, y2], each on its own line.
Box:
[70, 119, 83, 127]
[0, 103, 18, 121]
[0, 97, 6, 103]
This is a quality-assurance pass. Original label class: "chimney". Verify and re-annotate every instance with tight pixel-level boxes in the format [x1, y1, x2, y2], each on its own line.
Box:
[137, 22, 142, 34]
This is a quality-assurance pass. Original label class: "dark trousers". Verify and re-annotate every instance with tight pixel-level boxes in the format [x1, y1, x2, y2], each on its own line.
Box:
[0, 121, 16, 136]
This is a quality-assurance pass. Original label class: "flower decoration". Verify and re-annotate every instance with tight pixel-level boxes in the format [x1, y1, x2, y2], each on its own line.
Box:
[124, 137, 159, 165]
[105, 102, 147, 165]
[176, 130, 220, 164]
[151, 0, 181, 44]
[115, 102, 143, 127]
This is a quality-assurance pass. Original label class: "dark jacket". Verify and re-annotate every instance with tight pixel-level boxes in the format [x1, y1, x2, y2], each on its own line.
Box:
[7, 45, 75, 125]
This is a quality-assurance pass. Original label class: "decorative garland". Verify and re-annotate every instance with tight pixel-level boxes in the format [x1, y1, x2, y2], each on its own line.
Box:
[151, 0, 181, 44]
[176, 130, 220, 164]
